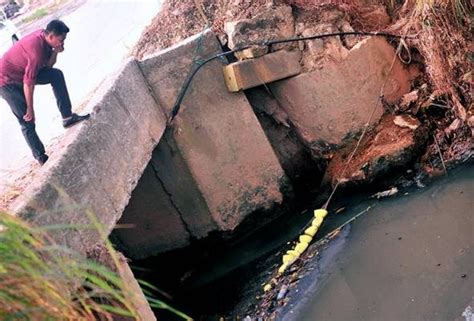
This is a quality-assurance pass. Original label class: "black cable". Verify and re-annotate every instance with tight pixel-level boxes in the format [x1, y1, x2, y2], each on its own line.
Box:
[169, 31, 412, 124]
[263, 31, 411, 46]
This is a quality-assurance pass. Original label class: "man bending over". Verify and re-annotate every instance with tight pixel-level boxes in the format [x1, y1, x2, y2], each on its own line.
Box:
[0, 19, 89, 165]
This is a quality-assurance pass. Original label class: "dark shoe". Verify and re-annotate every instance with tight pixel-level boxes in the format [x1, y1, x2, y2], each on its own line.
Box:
[37, 154, 49, 165]
[63, 113, 90, 128]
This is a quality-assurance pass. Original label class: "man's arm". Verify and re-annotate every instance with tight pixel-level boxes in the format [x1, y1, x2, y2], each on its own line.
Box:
[46, 44, 64, 67]
[46, 50, 58, 67]
[23, 83, 35, 122]
[23, 51, 41, 122]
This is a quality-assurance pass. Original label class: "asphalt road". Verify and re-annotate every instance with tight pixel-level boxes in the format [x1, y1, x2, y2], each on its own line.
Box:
[0, 0, 161, 186]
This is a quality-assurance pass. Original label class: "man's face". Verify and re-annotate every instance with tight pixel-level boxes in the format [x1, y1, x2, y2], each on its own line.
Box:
[46, 33, 66, 49]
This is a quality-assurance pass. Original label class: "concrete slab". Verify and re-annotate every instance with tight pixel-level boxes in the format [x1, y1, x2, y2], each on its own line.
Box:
[270, 37, 411, 152]
[112, 164, 190, 260]
[12, 58, 167, 253]
[223, 50, 301, 92]
[151, 129, 217, 239]
[88, 245, 157, 321]
[115, 252, 157, 321]
[139, 30, 286, 234]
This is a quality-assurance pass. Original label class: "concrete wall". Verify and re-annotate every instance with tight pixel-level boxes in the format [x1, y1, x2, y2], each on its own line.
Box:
[12, 58, 167, 253]
[114, 30, 287, 259]
[6, 23, 417, 320]
[138, 31, 286, 230]
[270, 37, 411, 153]
[11, 31, 410, 262]
[13, 30, 287, 260]
[111, 163, 191, 259]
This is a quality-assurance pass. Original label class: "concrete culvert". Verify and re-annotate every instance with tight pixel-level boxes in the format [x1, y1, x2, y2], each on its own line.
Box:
[4, 0, 471, 319]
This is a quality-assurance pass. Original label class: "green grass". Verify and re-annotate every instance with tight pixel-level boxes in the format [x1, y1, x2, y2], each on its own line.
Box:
[21, 8, 48, 24]
[0, 211, 192, 320]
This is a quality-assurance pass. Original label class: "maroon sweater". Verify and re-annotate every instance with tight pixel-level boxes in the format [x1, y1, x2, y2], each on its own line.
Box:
[0, 30, 52, 86]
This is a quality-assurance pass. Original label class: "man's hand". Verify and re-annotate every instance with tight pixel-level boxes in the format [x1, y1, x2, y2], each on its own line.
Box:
[47, 45, 62, 67]
[23, 84, 35, 122]
[54, 43, 64, 53]
[23, 107, 35, 122]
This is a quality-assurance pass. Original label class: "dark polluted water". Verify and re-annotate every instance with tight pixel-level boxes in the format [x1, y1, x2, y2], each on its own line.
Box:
[289, 164, 473, 321]
[132, 165, 473, 320]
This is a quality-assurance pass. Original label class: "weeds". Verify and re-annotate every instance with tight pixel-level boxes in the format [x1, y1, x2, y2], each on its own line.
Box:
[0, 211, 191, 320]
[0, 211, 135, 319]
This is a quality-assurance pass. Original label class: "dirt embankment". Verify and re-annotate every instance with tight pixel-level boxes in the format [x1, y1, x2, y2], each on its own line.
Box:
[134, 0, 472, 178]
[133, 0, 271, 58]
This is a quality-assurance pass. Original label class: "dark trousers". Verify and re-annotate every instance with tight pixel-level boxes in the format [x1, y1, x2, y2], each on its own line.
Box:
[0, 68, 72, 160]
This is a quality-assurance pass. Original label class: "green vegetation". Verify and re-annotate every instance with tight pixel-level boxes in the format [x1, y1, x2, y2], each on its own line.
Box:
[0, 211, 191, 320]
[21, 8, 48, 24]
[0, 211, 136, 319]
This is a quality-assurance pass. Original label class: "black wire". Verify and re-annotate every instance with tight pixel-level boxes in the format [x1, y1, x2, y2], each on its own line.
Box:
[169, 31, 412, 124]
[263, 31, 411, 46]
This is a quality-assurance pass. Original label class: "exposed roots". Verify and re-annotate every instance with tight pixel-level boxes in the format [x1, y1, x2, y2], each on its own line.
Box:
[391, 0, 473, 170]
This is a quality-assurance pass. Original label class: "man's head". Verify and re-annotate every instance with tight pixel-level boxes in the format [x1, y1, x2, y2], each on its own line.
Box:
[44, 20, 70, 48]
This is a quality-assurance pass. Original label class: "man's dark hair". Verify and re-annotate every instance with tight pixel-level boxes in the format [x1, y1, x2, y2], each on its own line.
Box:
[45, 20, 70, 35]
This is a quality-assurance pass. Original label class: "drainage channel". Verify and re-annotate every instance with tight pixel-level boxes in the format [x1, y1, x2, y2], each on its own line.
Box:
[129, 198, 316, 320]
[124, 165, 439, 320]
[288, 163, 473, 321]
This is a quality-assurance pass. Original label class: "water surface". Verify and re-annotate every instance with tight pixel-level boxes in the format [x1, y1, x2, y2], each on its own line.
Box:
[299, 165, 473, 321]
